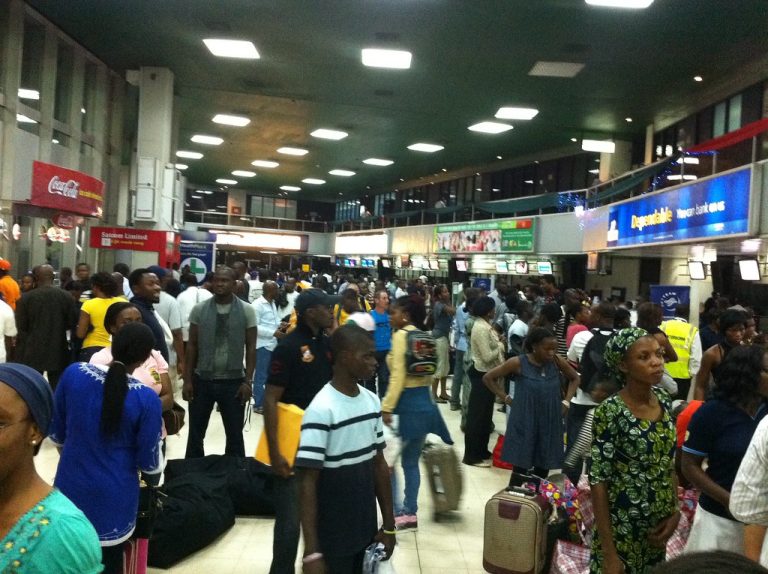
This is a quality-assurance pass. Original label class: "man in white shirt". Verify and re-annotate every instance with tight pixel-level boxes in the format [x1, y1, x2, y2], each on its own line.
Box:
[177, 274, 212, 344]
[280, 277, 299, 321]
[0, 297, 17, 362]
[251, 281, 286, 413]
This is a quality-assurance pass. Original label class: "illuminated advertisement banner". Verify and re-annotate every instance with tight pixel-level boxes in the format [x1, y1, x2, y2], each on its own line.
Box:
[31, 161, 104, 217]
[606, 168, 751, 248]
[435, 218, 535, 253]
[212, 231, 307, 252]
[335, 233, 388, 254]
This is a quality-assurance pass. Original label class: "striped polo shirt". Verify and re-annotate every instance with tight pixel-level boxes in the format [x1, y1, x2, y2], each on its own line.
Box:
[295, 382, 385, 557]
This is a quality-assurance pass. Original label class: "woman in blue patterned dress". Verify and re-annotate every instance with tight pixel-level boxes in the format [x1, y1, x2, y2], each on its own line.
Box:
[590, 327, 680, 574]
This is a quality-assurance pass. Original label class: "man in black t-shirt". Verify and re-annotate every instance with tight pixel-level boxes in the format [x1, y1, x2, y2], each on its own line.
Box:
[264, 288, 338, 574]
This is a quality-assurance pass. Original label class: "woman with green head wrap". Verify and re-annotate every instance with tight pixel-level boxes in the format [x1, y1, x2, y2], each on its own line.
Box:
[590, 327, 680, 574]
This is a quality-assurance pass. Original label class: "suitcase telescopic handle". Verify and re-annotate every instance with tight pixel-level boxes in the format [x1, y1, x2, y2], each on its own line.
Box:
[507, 471, 543, 494]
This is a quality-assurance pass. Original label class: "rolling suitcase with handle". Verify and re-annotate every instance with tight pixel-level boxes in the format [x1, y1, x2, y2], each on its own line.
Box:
[483, 473, 551, 574]
[421, 442, 463, 521]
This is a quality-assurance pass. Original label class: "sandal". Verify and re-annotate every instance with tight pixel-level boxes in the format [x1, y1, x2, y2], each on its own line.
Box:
[434, 396, 447, 404]
[438, 394, 451, 401]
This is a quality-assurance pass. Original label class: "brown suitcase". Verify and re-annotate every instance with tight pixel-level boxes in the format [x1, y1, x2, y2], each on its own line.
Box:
[422, 443, 463, 521]
[483, 477, 551, 574]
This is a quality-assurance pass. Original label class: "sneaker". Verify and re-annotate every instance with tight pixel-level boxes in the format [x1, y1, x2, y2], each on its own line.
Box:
[252, 405, 264, 415]
[466, 460, 491, 468]
[395, 514, 418, 532]
[449, 404, 461, 411]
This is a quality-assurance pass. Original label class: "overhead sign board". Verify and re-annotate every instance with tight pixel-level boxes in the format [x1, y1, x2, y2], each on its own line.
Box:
[180, 241, 216, 283]
[606, 167, 751, 248]
[30, 161, 104, 217]
[435, 218, 535, 253]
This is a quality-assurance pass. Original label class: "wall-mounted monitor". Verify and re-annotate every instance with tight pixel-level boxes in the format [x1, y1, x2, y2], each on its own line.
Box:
[429, 260, 440, 270]
[537, 261, 552, 274]
[587, 252, 599, 271]
[455, 260, 468, 272]
[515, 261, 529, 274]
[381, 259, 391, 268]
[349, 258, 358, 268]
[343, 258, 351, 267]
[495, 261, 508, 273]
[739, 259, 761, 281]
[421, 261, 430, 270]
[688, 260, 705, 280]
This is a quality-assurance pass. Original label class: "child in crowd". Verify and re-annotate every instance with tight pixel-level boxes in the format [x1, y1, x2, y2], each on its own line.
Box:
[562, 371, 619, 484]
[296, 324, 396, 573]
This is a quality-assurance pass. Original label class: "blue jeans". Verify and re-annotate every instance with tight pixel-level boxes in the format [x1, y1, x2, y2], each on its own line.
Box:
[451, 350, 467, 409]
[392, 434, 426, 516]
[185, 376, 245, 458]
[270, 476, 300, 574]
[252, 347, 272, 408]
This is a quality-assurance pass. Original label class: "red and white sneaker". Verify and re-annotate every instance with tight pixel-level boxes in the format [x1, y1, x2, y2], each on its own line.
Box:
[395, 514, 418, 532]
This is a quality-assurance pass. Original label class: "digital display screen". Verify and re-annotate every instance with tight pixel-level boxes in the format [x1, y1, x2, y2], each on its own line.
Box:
[688, 261, 705, 280]
[515, 261, 528, 274]
[381, 259, 391, 268]
[429, 260, 439, 270]
[739, 259, 761, 281]
[537, 261, 552, 274]
[495, 261, 508, 273]
[455, 260, 468, 271]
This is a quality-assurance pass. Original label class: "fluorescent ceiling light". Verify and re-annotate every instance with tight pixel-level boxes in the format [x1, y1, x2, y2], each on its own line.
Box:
[329, 169, 356, 177]
[311, 128, 348, 140]
[667, 175, 696, 181]
[581, 139, 615, 153]
[191, 195, 202, 199]
[280, 185, 301, 191]
[694, 75, 703, 82]
[363, 158, 394, 166]
[302, 178, 326, 185]
[524, 180, 534, 184]
[588, 169, 600, 174]
[495, 107, 539, 120]
[468, 121, 514, 134]
[175, 163, 189, 170]
[252, 160, 280, 168]
[176, 150, 203, 159]
[529, 61, 585, 78]
[232, 170, 256, 177]
[81, 108, 86, 114]
[203, 39, 260, 59]
[585, 0, 654, 7]
[625, 117, 633, 122]
[52, 139, 60, 144]
[16, 114, 37, 124]
[407, 143, 444, 153]
[277, 147, 309, 156]
[681, 157, 700, 165]
[216, 178, 237, 185]
[191, 134, 223, 145]
[361, 48, 412, 69]
[212, 114, 250, 127]
[18, 88, 40, 100]
[199, 190, 214, 195]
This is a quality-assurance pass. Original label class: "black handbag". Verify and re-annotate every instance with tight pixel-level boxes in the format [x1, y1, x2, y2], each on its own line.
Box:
[162, 401, 186, 435]
[135, 484, 165, 539]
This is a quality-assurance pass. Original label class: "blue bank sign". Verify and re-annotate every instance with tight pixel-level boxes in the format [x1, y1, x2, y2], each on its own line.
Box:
[606, 167, 752, 248]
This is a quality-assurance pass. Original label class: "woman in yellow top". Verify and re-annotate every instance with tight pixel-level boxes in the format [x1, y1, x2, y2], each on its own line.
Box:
[331, 286, 371, 332]
[382, 294, 452, 532]
[76, 272, 126, 361]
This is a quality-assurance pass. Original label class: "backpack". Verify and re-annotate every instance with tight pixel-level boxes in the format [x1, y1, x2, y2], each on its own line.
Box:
[579, 328, 615, 392]
[405, 329, 438, 376]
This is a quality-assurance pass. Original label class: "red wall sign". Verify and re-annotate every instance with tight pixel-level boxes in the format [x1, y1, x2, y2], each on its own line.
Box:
[31, 161, 104, 217]
[90, 226, 174, 252]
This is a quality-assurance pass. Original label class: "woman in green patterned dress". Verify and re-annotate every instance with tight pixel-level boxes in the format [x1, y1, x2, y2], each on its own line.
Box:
[590, 327, 680, 574]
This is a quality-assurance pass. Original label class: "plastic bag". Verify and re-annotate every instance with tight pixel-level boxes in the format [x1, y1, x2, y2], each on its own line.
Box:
[363, 542, 397, 574]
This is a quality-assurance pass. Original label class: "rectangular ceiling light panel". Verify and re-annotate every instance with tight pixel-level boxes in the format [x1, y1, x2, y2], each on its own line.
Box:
[329, 169, 356, 176]
[176, 150, 204, 159]
[407, 143, 444, 153]
[363, 158, 394, 166]
[280, 185, 301, 191]
[191, 134, 223, 145]
[216, 178, 237, 185]
[529, 61, 585, 78]
[212, 114, 250, 126]
[302, 178, 326, 185]
[18, 88, 40, 100]
[468, 121, 513, 134]
[203, 39, 260, 59]
[252, 160, 280, 168]
[581, 139, 615, 153]
[232, 170, 256, 177]
[311, 128, 348, 140]
[495, 107, 539, 120]
[361, 48, 412, 69]
[585, 0, 654, 7]
[277, 147, 309, 156]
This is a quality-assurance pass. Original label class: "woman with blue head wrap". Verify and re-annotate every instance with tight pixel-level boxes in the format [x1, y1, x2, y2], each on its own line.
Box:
[0, 363, 102, 573]
[589, 327, 680, 574]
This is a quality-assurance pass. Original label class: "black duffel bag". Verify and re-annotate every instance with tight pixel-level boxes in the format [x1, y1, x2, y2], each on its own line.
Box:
[164, 455, 276, 516]
[148, 472, 235, 569]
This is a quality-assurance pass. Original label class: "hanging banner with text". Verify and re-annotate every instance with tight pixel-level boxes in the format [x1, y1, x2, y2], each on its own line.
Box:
[90, 226, 174, 252]
[650, 285, 691, 319]
[179, 241, 216, 283]
[435, 218, 535, 253]
[606, 167, 752, 248]
[30, 161, 104, 218]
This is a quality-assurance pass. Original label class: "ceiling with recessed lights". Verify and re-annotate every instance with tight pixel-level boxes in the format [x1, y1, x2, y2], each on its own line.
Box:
[26, 0, 768, 202]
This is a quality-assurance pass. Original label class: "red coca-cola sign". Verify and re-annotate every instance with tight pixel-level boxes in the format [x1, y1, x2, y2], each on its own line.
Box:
[30, 161, 104, 218]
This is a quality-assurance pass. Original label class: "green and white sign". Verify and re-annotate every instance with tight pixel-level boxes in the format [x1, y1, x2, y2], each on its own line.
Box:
[434, 218, 535, 253]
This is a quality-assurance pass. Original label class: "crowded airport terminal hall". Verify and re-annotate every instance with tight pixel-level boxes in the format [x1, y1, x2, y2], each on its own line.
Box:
[3, 1, 768, 573]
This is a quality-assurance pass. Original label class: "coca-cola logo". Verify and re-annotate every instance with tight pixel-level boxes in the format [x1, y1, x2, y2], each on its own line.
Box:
[48, 176, 79, 199]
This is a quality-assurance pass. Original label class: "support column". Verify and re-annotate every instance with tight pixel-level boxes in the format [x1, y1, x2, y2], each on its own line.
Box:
[599, 140, 632, 182]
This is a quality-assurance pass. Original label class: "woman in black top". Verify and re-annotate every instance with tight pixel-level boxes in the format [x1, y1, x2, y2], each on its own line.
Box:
[694, 309, 748, 400]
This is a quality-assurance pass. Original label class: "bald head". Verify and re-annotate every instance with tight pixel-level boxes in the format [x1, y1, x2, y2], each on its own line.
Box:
[263, 280, 278, 300]
[35, 264, 55, 285]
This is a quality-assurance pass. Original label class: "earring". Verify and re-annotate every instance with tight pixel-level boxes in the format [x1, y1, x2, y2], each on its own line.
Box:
[31, 440, 37, 445]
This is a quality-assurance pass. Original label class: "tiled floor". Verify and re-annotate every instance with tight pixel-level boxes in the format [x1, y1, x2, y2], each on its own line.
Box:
[36, 385, 513, 573]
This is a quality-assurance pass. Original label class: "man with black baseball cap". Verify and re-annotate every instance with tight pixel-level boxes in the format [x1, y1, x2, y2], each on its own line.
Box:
[264, 288, 339, 574]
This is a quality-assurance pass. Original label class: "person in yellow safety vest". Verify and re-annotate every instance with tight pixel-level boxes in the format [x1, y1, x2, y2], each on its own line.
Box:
[661, 304, 702, 401]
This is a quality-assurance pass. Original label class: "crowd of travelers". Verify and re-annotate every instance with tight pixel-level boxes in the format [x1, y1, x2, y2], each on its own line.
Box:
[1, 256, 768, 573]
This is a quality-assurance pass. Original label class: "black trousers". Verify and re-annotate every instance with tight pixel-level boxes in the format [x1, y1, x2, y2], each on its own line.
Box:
[463, 366, 495, 464]
[185, 376, 245, 458]
[674, 377, 692, 401]
[101, 542, 125, 574]
[324, 548, 366, 573]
